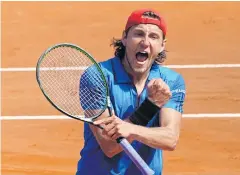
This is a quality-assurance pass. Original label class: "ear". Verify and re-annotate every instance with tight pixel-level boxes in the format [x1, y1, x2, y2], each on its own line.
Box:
[159, 38, 167, 53]
[121, 30, 127, 46]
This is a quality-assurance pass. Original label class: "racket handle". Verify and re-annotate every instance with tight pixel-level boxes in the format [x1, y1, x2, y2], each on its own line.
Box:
[107, 99, 154, 174]
[117, 138, 155, 175]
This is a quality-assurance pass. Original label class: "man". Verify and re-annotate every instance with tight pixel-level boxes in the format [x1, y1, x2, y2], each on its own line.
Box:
[76, 9, 186, 175]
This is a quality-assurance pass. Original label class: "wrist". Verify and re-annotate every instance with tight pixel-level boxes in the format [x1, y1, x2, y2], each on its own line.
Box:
[128, 124, 139, 141]
[129, 124, 147, 142]
[147, 97, 163, 108]
[129, 98, 160, 126]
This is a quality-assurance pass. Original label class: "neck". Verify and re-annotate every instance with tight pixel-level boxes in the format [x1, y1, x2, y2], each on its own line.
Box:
[133, 71, 149, 87]
[121, 56, 150, 87]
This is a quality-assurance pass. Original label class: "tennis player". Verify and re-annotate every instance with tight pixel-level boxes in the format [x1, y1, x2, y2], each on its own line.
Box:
[76, 9, 186, 175]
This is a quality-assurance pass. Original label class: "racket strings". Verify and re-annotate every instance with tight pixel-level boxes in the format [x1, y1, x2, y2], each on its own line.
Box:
[64, 47, 107, 112]
[79, 66, 107, 117]
[39, 46, 107, 119]
[47, 47, 87, 114]
[41, 51, 79, 115]
[45, 49, 79, 107]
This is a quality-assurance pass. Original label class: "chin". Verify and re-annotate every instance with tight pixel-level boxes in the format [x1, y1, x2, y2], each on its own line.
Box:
[133, 67, 148, 74]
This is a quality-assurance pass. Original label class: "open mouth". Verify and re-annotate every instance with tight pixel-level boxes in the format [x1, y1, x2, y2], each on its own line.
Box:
[136, 52, 149, 62]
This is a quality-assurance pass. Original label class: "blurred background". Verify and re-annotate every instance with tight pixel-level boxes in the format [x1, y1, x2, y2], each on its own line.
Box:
[1, 1, 240, 175]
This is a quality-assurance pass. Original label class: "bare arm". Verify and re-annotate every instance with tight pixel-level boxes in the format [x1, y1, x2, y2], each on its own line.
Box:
[128, 76, 185, 150]
[130, 107, 182, 150]
[89, 110, 133, 158]
[91, 76, 185, 155]
[93, 107, 182, 158]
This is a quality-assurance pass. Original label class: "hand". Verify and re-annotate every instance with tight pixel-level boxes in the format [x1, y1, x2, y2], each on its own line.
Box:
[93, 115, 135, 141]
[147, 78, 171, 107]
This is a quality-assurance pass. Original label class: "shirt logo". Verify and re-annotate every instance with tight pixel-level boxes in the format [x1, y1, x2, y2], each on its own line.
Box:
[171, 89, 186, 94]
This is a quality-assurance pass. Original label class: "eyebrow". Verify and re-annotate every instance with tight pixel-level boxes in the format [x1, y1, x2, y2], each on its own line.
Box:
[133, 28, 161, 36]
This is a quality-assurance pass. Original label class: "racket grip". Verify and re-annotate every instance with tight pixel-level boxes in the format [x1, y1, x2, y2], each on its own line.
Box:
[107, 100, 154, 174]
[118, 138, 155, 175]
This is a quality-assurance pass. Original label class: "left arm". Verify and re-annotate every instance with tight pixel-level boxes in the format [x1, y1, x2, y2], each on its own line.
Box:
[95, 75, 186, 152]
[129, 75, 185, 150]
[130, 107, 181, 151]
[95, 107, 181, 151]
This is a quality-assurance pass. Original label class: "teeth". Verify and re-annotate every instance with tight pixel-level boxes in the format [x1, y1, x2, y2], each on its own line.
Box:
[136, 52, 148, 57]
[136, 52, 149, 62]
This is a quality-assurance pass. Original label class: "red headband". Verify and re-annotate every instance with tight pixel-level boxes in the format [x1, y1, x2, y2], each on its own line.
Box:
[125, 9, 167, 36]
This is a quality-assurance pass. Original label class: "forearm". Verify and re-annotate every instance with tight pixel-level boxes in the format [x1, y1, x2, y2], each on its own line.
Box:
[90, 124, 122, 157]
[90, 118, 133, 157]
[91, 97, 162, 157]
[131, 125, 178, 151]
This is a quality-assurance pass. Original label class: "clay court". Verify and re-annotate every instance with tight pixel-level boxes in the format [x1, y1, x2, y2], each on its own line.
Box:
[1, 1, 240, 175]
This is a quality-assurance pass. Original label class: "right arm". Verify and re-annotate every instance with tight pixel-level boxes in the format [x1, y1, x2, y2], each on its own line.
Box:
[90, 110, 134, 158]
[91, 78, 173, 157]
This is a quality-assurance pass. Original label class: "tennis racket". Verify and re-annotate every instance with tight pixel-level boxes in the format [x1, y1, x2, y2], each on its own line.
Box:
[36, 43, 154, 175]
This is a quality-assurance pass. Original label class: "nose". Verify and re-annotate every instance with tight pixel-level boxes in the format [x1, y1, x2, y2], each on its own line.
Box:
[140, 36, 150, 48]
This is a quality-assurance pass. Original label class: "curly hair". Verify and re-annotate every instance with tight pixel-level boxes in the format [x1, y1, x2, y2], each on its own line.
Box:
[110, 11, 167, 63]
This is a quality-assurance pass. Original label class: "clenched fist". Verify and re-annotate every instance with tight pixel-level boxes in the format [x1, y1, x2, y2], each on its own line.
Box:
[147, 79, 172, 107]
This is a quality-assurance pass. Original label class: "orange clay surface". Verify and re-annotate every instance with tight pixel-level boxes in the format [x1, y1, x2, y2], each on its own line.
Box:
[1, 2, 240, 175]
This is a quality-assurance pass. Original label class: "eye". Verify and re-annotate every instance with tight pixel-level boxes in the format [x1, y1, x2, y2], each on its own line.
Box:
[134, 31, 144, 37]
[150, 34, 159, 39]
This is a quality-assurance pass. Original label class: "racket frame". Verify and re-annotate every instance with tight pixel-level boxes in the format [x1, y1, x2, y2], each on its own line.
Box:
[36, 43, 108, 123]
[36, 43, 155, 175]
